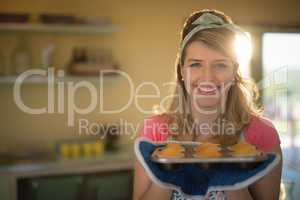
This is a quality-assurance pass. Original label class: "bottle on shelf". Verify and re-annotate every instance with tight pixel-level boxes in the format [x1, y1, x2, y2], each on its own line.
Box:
[11, 37, 32, 75]
[41, 43, 55, 69]
[0, 43, 14, 76]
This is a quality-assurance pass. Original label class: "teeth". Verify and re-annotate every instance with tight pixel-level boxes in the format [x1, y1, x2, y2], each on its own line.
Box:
[198, 86, 217, 92]
[199, 87, 215, 92]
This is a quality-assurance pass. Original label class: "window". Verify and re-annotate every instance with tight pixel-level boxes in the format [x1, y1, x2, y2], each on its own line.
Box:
[262, 32, 300, 168]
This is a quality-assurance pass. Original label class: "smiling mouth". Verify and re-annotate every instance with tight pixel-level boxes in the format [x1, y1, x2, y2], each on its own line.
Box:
[196, 84, 220, 95]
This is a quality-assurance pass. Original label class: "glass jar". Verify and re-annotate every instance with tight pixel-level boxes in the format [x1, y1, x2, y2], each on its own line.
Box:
[12, 37, 32, 74]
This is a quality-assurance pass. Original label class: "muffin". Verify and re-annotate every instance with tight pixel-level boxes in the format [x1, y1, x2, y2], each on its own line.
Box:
[229, 142, 260, 156]
[193, 143, 222, 158]
[157, 142, 185, 158]
[165, 142, 185, 152]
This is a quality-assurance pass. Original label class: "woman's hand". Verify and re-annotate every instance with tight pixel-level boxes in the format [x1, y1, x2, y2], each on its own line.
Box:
[133, 160, 172, 200]
[226, 144, 282, 200]
[248, 145, 282, 200]
[225, 188, 253, 200]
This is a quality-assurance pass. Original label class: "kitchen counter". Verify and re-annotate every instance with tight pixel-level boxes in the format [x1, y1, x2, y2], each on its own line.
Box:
[0, 145, 134, 178]
[0, 144, 135, 200]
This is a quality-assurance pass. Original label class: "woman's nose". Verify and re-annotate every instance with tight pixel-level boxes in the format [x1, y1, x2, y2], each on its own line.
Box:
[202, 66, 215, 82]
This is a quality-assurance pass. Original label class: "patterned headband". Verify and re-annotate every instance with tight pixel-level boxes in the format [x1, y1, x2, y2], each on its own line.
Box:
[179, 12, 246, 65]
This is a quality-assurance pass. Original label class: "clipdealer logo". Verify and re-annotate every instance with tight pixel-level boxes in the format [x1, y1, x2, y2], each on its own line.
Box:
[12, 67, 287, 135]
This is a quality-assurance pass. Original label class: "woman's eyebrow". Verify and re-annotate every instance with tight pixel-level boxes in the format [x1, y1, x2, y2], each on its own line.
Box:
[213, 59, 230, 62]
[187, 58, 229, 62]
[187, 58, 203, 62]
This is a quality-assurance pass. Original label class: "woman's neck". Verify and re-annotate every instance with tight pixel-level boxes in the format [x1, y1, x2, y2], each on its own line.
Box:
[191, 106, 220, 124]
[190, 106, 222, 142]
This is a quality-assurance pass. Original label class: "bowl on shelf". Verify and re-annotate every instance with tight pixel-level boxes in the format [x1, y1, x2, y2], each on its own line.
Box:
[0, 12, 30, 23]
[39, 13, 76, 24]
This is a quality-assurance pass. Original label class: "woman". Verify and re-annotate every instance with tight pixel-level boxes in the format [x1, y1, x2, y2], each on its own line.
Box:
[133, 9, 282, 200]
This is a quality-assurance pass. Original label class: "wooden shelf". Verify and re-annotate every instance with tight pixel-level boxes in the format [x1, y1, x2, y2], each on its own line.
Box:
[0, 23, 121, 83]
[0, 23, 119, 35]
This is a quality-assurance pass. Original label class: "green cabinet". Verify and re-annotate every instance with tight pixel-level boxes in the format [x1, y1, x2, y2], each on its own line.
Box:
[0, 176, 11, 200]
[83, 172, 133, 200]
[18, 170, 133, 200]
[29, 176, 83, 200]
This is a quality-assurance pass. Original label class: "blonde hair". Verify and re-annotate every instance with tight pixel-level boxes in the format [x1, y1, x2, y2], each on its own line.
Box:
[162, 9, 262, 145]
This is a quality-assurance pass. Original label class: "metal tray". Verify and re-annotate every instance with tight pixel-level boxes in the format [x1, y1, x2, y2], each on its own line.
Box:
[151, 143, 268, 164]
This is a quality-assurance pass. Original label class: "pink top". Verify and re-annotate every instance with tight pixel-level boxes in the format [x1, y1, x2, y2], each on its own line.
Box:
[139, 114, 280, 152]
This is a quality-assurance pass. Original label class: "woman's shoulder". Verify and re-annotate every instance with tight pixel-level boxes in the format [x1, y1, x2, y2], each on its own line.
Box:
[138, 113, 173, 142]
[243, 115, 281, 152]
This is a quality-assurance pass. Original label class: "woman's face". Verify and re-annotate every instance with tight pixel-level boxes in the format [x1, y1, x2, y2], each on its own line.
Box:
[181, 41, 236, 113]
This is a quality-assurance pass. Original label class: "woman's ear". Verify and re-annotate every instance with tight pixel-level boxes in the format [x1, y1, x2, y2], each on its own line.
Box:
[232, 62, 238, 81]
[180, 65, 185, 80]
[234, 62, 239, 74]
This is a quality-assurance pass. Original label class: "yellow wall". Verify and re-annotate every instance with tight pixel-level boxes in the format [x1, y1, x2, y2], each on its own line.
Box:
[0, 0, 299, 155]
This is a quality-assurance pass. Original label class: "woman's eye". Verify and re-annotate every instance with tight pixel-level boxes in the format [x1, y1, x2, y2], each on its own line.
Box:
[215, 63, 227, 69]
[189, 63, 201, 68]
